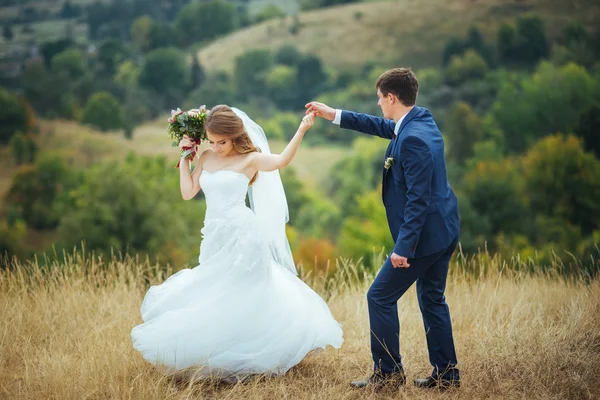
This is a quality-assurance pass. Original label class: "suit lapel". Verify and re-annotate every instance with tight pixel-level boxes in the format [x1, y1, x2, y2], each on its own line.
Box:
[396, 106, 420, 137]
[381, 107, 421, 201]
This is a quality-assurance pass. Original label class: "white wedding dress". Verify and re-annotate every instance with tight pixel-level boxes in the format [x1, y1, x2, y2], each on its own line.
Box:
[131, 169, 343, 377]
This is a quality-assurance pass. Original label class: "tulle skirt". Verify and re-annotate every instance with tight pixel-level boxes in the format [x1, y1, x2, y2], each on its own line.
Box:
[131, 209, 343, 377]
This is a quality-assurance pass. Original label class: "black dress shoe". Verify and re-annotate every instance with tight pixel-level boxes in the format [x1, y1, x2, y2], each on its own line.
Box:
[351, 370, 406, 389]
[414, 376, 460, 390]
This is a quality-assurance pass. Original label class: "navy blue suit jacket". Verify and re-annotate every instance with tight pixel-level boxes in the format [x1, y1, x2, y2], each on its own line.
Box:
[340, 106, 460, 259]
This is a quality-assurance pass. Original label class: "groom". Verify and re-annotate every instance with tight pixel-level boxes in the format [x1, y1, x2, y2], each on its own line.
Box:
[306, 67, 460, 390]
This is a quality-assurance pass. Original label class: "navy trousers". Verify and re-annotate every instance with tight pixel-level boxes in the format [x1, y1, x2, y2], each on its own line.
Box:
[367, 238, 459, 379]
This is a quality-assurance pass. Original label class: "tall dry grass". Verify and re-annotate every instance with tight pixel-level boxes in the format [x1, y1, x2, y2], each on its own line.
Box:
[1, 251, 599, 399]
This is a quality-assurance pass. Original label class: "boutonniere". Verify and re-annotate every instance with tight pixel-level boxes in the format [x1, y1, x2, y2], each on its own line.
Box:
[384, 156, 395, 170]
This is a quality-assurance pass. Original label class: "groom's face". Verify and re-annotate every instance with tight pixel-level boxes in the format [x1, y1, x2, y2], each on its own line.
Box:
[377, 88, 393, 119]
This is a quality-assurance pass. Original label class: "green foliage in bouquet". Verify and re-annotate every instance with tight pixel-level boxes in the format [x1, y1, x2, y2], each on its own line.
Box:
[167, 105, 208, 166]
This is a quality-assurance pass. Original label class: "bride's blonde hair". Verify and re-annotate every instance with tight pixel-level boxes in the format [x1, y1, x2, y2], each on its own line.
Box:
[205, 105, 259, 185]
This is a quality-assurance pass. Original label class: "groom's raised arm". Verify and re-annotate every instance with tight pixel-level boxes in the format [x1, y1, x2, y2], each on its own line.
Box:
[394, 135, 434, 258]
[333, 110, 396, 140]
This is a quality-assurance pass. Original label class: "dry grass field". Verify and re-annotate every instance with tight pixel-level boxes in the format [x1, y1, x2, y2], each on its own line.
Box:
[1, 252, 599, 399]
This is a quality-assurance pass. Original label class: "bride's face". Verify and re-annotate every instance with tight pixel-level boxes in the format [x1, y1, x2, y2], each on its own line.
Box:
[207, 131, 236, 157]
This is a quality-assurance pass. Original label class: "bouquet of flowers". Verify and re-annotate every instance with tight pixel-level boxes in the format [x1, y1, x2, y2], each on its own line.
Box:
[168, 105, 209, 168]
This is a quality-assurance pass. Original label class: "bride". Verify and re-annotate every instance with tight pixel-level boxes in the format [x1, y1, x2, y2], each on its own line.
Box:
[131, 105, 343, 380]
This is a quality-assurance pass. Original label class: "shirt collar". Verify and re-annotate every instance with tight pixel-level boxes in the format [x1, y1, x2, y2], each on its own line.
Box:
[394, 112, 408, 136]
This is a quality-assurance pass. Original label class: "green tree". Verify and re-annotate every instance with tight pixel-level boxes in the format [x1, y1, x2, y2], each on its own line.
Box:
[40, 39, 73, 68]
[120, 86, 159, 140]
[186, 71, 234, 110]
[275, 44, 302, 66]
[445, 102, 483, 164]
[454, 191, 491, 254]
[9, 132, 37, 165]
[132, 16, 174, 53]
[22, 61, 52, 115]
[2, 24, 14, 41]
[56, 154, 206, 265]
[301, 0, 361, 10]
[463, 158, 529, 236]
[190, 53, 206, 90]
[575, 105, 600, 158]
[296, 54, 328, 101]
[442, 26, 494, 67]
[234, 49, 274, 100]
[139, 47, 189, 103]
[5, 155, 78, 229]
[442, 37, 466, 67]
[255, 5, 286, 23]
[338, 189, 393, 269]
[444, 49, 488, 86]
[115, 60, 141, 88]
[0, 88, 28, 144]
[491, 62, 600, 153]
[561, 22, 590, 48]
[515, 15, 549, 64]
[295, 190, 342, 240]
[148, 23, 176, 50]
[0, 218, 27, 261]
[327, 137, 388, 216]
[280, 167, 309, 227]
[97, 39, 129, 76]
[522, 134, 600, 234]
[131, 16, 154, 52]
[497, 22, 516, 64]
[552, 22, 596, 68]
[465, 26, 486, 57]
[51, 48, 86, 80]
[61, 0, 81, 18]
[9, 132, 28, 165]
[175, 0, 236, 46]
[266, 65, 298, 109]
[310, 81, 379, 145]
[497, 15, 549, 66]
[82, 92, 123, 132]
[256, 112, 299, 141]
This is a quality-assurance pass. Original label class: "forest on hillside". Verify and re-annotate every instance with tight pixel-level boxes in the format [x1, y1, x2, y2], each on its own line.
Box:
[1, 0, 600, 276]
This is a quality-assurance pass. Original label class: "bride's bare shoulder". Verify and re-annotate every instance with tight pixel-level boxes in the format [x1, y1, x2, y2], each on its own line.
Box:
[242, 151, 263, 165]
[200, 148, 216, 160]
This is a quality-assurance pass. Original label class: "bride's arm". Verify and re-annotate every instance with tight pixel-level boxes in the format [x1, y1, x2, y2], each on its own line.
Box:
[179, 137, 206, 200]
[249, 113, 315, 172]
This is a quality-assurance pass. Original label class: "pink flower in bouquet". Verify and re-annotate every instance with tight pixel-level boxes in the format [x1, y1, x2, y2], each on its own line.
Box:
[168, 107, 184, 123]
[168, 105, 208, 168]
[188, 105, 206, 114]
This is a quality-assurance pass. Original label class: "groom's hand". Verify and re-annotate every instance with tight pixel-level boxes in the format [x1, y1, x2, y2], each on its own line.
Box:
[305, 101, 335, 121]
[391, 252, 410, 268]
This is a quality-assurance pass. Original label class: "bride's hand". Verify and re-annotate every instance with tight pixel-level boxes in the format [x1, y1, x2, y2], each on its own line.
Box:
[299, 112, 316, 132]
[179, 135, 195, 150]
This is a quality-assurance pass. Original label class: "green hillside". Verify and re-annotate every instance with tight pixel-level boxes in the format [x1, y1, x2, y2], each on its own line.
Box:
[197, 0, 599, 71]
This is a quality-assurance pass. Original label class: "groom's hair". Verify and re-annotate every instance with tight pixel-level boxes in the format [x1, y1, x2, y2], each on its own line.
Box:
[376, 68, 419, 106]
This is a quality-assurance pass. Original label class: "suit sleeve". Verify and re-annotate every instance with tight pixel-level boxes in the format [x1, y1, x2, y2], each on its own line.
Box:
[338, 110, 396, 140]
[394, 136, 434, 258]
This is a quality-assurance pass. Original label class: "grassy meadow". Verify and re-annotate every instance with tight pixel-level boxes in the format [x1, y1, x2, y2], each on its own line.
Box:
[2, 0, 600, 396]
[1, 252, 599, 399]
[196, 0, 600, 72]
